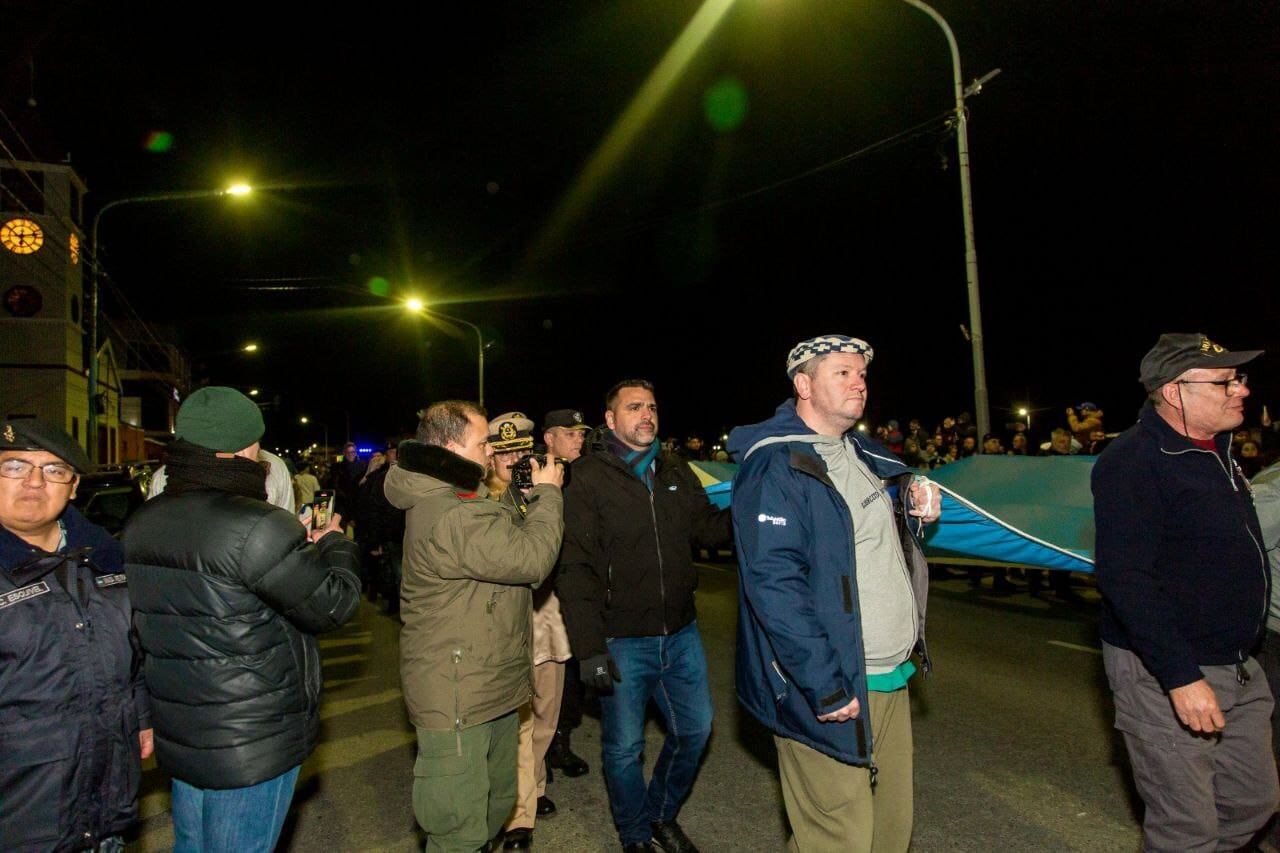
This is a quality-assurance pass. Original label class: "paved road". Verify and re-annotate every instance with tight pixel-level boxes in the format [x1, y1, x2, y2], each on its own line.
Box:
[129, 568, 1142, 851]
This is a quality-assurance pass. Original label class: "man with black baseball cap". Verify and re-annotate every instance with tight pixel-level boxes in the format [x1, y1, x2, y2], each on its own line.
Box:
[539, 409, 594, 783]
[0, 418, 151, 851]
[1094, 333, 1275, 851]
[542, 409, 591, 463]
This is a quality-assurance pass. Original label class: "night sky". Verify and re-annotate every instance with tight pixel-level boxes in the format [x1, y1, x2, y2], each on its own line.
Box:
[4, 2, 1277, 450]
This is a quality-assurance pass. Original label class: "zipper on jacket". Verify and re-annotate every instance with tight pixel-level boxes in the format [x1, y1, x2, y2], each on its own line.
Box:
[1246, 523, 1269, 649]
[606, 564, 613, 607]
[1163, 444, 1270, 651]
[648, 490, 668, 635]
[1160, 445, 1237, 492]
[452, 648, 463, 755]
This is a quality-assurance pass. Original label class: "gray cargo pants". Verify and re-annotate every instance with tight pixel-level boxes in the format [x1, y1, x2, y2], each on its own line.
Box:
[1103, 642, 1279, 852]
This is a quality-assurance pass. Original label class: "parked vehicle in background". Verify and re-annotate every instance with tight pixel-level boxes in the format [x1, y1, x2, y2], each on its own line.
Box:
[73, 465, 148, 535]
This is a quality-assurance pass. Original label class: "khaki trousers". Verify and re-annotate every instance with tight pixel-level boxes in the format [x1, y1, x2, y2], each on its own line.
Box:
[506, 660, 566, 830]
[775, 688, 913, 853]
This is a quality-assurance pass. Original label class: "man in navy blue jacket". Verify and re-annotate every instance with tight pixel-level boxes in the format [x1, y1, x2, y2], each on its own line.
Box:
[1094, 332, 1276, 852]
[729, 335, 939, 853]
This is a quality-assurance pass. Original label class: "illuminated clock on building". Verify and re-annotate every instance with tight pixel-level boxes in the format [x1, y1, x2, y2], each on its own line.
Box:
[1, 219, 44, 254]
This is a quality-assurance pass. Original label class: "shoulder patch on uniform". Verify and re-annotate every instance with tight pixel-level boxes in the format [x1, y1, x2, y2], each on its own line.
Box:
[0, 581, 51, 609]
[94, 573, 128, 588]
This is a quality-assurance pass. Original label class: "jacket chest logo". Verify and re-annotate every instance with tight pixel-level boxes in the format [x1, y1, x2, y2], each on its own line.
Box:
[0, 580, 51, 609]
[94, 573, 128, 588]
[860, 491, 883, 509]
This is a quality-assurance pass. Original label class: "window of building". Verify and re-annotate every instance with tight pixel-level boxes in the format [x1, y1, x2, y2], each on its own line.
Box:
[0, 168, 45, 215]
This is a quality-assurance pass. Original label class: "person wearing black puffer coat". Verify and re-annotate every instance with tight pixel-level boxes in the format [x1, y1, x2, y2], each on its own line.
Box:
[123, 388, 360, 853]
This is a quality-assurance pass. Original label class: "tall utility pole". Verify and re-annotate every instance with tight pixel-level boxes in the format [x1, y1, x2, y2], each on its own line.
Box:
[901, 0, 991, 438]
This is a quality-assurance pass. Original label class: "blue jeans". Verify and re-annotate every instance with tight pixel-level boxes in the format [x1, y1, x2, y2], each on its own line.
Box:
[171, 765, 300, 853]
[600, 621, 714, 846]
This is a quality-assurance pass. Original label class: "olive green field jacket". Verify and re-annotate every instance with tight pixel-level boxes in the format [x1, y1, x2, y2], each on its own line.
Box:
[386, 441, 563, 731]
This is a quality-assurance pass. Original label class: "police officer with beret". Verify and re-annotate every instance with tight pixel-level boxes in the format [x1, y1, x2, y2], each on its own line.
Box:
[0, 419, 151, 852]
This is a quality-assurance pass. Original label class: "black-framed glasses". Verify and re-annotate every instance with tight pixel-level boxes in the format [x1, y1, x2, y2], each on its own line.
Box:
[0, 459, 77, 483]
[1177, 373, 1248, 393]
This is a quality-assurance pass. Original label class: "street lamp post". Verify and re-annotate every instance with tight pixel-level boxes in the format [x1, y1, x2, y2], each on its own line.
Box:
[87, 185, 252, 462]
[406, 299, 487, 408]
[900, 0, 991, 438]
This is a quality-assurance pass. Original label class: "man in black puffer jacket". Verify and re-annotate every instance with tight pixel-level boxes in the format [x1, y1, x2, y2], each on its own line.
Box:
[124, 388, 360, 852]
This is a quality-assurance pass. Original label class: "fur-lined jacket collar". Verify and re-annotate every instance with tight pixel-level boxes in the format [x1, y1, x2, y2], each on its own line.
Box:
[388, 440, 487, 504]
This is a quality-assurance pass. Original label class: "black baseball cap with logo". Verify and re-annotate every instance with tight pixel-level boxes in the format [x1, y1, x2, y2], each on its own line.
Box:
[1139, 333, 1263, 393]
[0, 418, 92, 472]
[542, 409, 590, 432]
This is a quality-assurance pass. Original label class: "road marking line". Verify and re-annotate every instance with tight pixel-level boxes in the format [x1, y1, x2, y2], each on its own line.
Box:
[319, 636, 374, 649]
[1048, 640, 1102, 655]
[321, 654, 367, 666]
[300, 727, 417, 781]
[320, 687, 403, 720]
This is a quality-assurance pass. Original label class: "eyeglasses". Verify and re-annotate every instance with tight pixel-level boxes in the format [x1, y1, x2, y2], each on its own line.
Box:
[1177, 373, 1249, 393]
[0, 459, 77, 483]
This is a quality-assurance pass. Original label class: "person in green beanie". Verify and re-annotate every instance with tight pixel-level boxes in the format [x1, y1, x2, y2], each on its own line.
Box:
[123, 387, 362, 852]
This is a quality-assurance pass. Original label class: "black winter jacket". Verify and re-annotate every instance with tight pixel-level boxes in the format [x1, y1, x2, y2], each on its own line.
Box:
[558, 438, 732, 660]
[0, 505, 149, 852]
[1093, 402, 1270, 690]
[123, 489, 360, 789]
[356, 465, 405, 548]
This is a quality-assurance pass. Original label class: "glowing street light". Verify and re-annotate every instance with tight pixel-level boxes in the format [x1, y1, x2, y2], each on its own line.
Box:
[243, 343, 259, 353]
[299, 416, 309, 424]
[404, 297, 487, 407]
[88, 182, 256, 462]
[248, 389, 260, 397]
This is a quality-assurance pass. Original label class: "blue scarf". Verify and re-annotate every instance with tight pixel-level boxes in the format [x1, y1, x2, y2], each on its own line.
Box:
[607, 431, 661, 491]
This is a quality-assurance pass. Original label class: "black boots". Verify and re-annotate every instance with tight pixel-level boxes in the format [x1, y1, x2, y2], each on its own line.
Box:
[546, 728, 589, 777]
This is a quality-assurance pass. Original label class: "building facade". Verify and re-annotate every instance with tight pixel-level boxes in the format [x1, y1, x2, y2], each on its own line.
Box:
[0, 160, 123, 462]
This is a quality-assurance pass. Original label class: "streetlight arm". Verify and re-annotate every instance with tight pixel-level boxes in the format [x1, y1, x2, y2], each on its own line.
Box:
[899, 0, 963, 104]
[87, 187, 243, 463]
[420, 308, 486, 408]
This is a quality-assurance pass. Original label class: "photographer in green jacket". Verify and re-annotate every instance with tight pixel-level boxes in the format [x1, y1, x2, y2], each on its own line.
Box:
[386, 400, 564, 853]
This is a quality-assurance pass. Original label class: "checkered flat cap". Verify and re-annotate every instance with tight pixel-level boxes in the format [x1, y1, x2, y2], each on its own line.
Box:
[786, 335, 874, 377]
